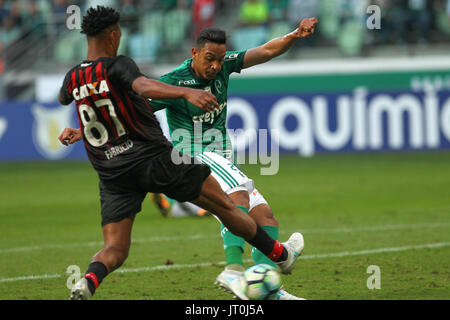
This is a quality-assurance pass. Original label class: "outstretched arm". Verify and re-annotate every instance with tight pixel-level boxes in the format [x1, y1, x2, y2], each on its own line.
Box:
[242, 17, 318, 69]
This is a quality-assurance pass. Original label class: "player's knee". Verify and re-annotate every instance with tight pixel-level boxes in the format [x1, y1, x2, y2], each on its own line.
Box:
[229, 190, 250, 210]
[250, 204, 278, 227]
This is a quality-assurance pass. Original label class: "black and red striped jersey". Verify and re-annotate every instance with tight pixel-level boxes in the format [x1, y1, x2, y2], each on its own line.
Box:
[59, 55, 172, 180]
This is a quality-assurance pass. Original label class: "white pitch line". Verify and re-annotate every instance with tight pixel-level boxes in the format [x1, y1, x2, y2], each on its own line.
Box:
[1, 242, 449, 283]
[0, 222, 448, 254]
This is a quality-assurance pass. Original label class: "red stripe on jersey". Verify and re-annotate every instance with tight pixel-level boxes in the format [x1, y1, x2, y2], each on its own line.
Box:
[70, 69, 77, 98]
[123, 89, 151, 137]
[86, 63, 114, 133]
[96, 62, 108, 99]
[78, 69, 84, 86]
[104, 71, 142, 136]
[85, 65, 93, 84]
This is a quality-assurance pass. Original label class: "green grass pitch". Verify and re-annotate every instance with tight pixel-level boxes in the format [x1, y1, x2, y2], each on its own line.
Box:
[0, 152, 449, 300]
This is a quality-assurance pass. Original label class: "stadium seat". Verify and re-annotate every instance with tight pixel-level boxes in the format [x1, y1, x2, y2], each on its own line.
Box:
[54, 32, 82, 63]
[128, 32, 161, 62]
[140, 11, 164, 35]
[435, 10, 450, 35]
[337, 19, 365, 56]
[318, 0, 339, 39]
[131, 11, 164, 61]
[230, 26, 268, 51]
[164, 9, 191, 48]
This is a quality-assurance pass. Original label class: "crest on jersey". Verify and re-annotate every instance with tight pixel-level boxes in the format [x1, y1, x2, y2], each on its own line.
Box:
[31, 104, 75, 160]
[214, 80, 223, 94]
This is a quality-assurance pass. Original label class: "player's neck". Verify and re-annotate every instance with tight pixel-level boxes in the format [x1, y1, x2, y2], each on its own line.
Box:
[86, 41, 116, 61]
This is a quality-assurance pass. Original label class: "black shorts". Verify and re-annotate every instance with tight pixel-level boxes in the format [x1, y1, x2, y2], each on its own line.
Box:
[99, 149, 211, 226]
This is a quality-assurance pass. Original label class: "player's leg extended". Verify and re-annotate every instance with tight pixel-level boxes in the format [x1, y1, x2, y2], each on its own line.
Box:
[249, 193, 305, 300]
[70, 216, 134, 300]
[197, 152, 251, 270]
[191, 175, 295, 265]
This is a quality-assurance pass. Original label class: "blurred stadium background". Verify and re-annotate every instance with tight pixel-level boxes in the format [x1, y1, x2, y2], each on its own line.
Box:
[0, 0, 449, 300]
[1, 0, 450, 158]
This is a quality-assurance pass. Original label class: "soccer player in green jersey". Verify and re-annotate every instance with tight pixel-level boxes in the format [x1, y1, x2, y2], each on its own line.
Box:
[149, 17, 318, 300]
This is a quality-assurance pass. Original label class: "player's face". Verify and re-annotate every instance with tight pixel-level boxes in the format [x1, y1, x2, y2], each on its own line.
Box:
[192, 42, 226, 80]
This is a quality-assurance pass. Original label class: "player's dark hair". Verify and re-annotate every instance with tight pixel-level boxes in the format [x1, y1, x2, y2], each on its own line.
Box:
[196, 27, 227, 48]
[81, 6, 120, 37]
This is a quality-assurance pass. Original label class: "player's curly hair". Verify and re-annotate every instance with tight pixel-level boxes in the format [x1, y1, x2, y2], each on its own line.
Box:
[81, 6, 120, 37]
[196, 27, 227, 48]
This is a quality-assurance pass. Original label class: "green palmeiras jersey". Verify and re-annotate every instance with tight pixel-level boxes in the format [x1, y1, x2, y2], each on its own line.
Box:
[149, 51, 246, 158]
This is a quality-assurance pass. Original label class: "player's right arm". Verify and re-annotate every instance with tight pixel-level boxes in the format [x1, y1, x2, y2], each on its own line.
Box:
[242, 17, 318, 69]
[132, 76, 219, 112]
[110, 55, 218, 112]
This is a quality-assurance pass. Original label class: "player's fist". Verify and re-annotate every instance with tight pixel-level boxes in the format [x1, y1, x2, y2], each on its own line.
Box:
[59, 127, 82, 146]
[295, 17, 318, 38]
[184, 88, 219, 113]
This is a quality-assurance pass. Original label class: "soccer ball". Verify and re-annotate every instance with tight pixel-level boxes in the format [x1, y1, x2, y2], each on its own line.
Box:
[241, 264, 282, 300]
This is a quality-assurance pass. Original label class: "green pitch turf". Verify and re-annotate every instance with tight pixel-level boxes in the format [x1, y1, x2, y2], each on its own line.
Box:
[0, 152, 449, 300]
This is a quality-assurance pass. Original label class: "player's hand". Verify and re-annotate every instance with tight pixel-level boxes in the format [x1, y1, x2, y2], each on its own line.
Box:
[294, 17, 318, 38]
[184, 88, 220, 113]
[58, 127, 82, 146]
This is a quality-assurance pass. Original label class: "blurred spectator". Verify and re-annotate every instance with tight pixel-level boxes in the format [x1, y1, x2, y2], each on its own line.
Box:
[192, 0, 215, 40]
[393, 0, 432, 44]
[268, 0, 288, 23]
[231, 0, 269, 51]
[338, 0, 366, 23]
[156, 0, 178, 10]
[120, 0, 139, 32]
[0, 41, 3, 102]
[407, 0, 432, 43]
[22, 1, 45, 36]
[8, 1, 24, 29]
[53, 0, 68, 15]
[0, 0, 10, 25]
[0, 16, 21, 47]
[238, 0, 269, 27]
[0, 41, 4, 74]
[287, 0, 319, 27]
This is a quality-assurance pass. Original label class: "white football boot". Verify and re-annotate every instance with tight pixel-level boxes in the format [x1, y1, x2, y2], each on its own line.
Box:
[276, 232, 304, 275]
[69, 278, 92, 300]
[215, 269, 249, 300]
[276, 287, 306, 300]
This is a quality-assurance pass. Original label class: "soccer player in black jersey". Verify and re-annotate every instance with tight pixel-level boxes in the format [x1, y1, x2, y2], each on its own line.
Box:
[58, 6, 304, 300]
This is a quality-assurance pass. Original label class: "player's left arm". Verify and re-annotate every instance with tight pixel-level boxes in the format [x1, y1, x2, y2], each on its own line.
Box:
[242, 17, 318, 69]
[59, 127, 82, 146]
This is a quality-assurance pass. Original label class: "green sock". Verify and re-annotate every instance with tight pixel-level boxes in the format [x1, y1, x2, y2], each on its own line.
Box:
[251, 225, 279, 268]
[221, 205, 248, 267]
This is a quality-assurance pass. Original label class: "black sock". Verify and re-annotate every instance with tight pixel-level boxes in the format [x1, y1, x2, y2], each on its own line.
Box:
[84, 261, 108, 295]
[247, 225, 288, 262]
